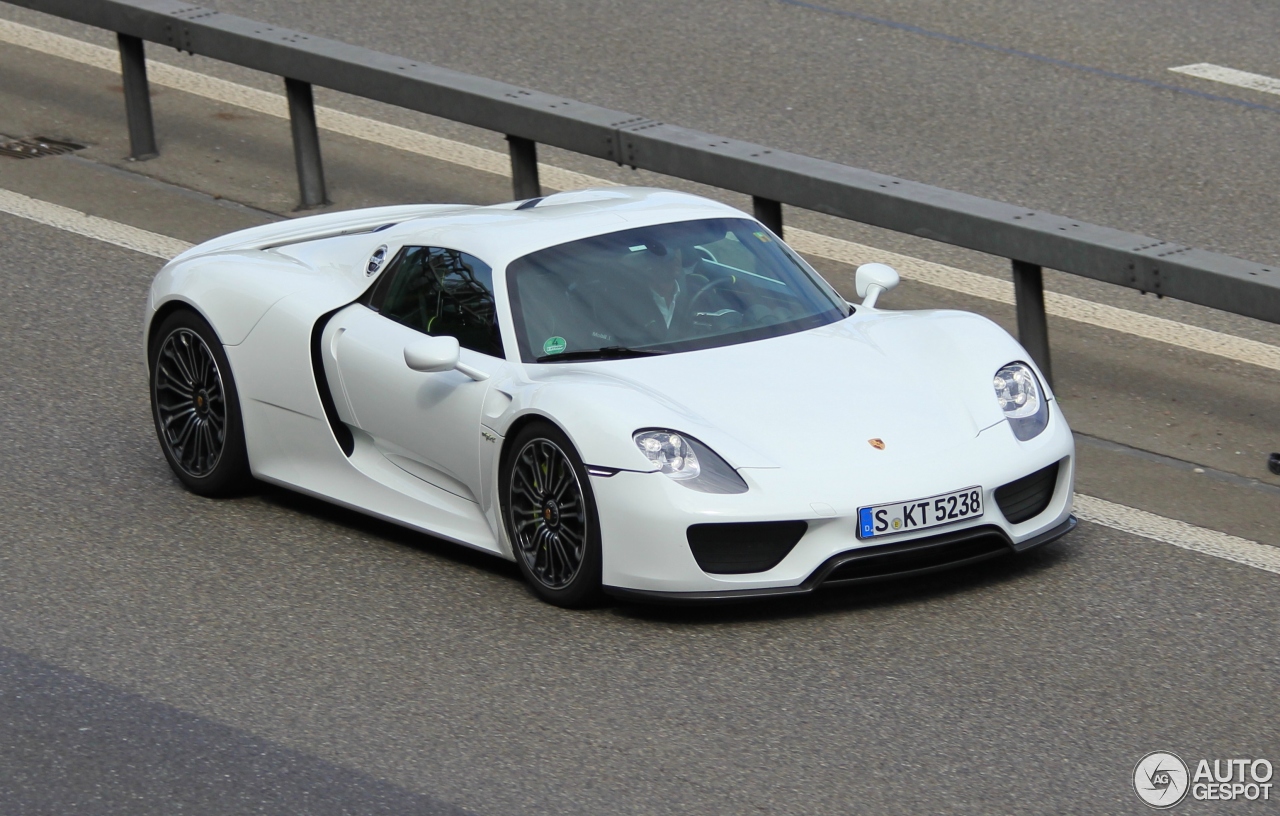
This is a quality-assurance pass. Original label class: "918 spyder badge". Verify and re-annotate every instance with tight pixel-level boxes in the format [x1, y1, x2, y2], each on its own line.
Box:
[858, 486, 983, 539]
[366, 245, 389, 276]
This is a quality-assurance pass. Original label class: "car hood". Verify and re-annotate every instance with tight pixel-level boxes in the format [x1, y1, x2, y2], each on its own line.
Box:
[524, 309, 1033, 472]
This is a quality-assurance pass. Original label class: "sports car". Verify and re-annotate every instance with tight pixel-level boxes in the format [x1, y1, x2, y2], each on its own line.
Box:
[145, 187, 1075, 606]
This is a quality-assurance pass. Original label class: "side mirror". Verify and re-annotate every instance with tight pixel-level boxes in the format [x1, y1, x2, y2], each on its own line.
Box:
[405, 336, 460, 372]
[855, 263, 900, 309]
[404, 336, 489, 381]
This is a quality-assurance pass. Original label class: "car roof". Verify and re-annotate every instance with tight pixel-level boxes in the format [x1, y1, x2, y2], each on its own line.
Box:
[375, 187, 750, 268]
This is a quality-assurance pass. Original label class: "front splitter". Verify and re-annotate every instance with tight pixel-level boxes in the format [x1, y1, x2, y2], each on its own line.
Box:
[604, 515, 1077, 605]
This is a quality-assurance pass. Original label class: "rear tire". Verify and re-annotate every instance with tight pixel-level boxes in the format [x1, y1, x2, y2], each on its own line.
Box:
[149, 308, 252, 497]
[501, 421, 603, 608]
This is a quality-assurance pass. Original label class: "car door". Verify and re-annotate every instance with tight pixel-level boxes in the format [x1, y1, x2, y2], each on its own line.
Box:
[326, 245, 507, 502]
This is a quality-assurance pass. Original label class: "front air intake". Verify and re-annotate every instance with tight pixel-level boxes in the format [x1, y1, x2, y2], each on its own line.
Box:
[687, 521, 808, 574]
[995, 460, 1061, 524]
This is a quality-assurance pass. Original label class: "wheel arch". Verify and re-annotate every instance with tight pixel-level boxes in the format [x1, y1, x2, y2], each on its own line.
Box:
[147, 298, 212, 360]
[496, 412, 572, 498]
[147, 250, 344, 355]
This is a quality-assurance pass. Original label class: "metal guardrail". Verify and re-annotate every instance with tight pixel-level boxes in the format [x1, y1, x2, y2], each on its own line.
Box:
[8, 0, 1280, 386]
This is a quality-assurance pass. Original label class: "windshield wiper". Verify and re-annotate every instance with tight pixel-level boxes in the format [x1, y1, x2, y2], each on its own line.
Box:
[536, 345, 669, 363]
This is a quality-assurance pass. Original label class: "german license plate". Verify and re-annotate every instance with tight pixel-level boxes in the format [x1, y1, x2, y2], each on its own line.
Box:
[857, 486, 983, 539]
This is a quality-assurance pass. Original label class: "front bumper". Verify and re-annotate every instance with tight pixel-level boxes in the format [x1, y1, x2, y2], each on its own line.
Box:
[591, 402, 1076, 598]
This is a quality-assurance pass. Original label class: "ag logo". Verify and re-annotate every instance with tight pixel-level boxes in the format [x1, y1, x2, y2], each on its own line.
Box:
[1134, 751, 1190, 809]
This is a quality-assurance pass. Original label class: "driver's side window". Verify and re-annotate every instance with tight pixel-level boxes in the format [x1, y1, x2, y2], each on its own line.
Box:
[368, 246, 504, 358]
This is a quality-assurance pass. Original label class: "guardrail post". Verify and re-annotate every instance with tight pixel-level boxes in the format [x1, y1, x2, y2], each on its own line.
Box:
[753, 197, 783, 237]
[284, 78, 328, 209]
[1012, 259, 1053, 387]
[507, 136, 540, 200]
[117, 34, 158, 160]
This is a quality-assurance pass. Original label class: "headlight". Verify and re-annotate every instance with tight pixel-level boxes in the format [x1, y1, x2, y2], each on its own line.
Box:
[993, 362, 1049, 441]
[633, 430, 748, 494]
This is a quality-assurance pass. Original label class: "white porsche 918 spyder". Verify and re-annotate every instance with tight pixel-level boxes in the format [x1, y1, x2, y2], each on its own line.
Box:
[145, 187, 1075, 606]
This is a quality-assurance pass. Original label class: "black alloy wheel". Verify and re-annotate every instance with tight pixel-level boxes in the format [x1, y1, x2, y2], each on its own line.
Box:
[149, 309, 251, 496]
[502, 422, 603, 607]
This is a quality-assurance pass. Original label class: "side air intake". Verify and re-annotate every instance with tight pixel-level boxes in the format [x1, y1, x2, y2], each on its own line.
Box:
[687, 521, 808, 574]
[994, 461, 1061, 524]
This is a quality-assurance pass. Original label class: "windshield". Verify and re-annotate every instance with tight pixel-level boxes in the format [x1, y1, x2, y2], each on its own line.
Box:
[506, 218, 850, 362]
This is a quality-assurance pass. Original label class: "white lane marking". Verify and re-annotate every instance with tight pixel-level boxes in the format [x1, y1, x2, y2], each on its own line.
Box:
[1074, 494, 1280, 576]
[0, 183, 1276, 578]
[2, 19, 1279, 372]
[1170, 63, 1280, 96]
[0, 188, 192, 258]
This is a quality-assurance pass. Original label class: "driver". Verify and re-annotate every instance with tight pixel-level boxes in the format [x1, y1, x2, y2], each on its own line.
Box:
[605, 237, 707, 346]
[642, 239, 691, 331]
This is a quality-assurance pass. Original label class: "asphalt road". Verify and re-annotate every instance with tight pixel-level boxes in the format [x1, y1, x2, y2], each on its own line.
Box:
[0, 1, 1278, 813]
[0, 211, 1277, 815]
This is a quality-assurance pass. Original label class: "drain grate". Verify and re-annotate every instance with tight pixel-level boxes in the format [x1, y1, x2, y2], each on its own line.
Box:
[0, 136, 86, 159]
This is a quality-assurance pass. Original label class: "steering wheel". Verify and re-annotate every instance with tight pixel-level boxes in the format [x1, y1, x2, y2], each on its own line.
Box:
[684, 276, 739, 320]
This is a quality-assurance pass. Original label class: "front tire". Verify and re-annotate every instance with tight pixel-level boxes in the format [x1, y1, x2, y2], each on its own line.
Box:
[149, 308, 252, 497]
[501, 422, 603, 607]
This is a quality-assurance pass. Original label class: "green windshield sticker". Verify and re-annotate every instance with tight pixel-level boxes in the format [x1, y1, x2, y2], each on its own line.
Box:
[542, 336, 567, 356]
[753, 231, 772, 243]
